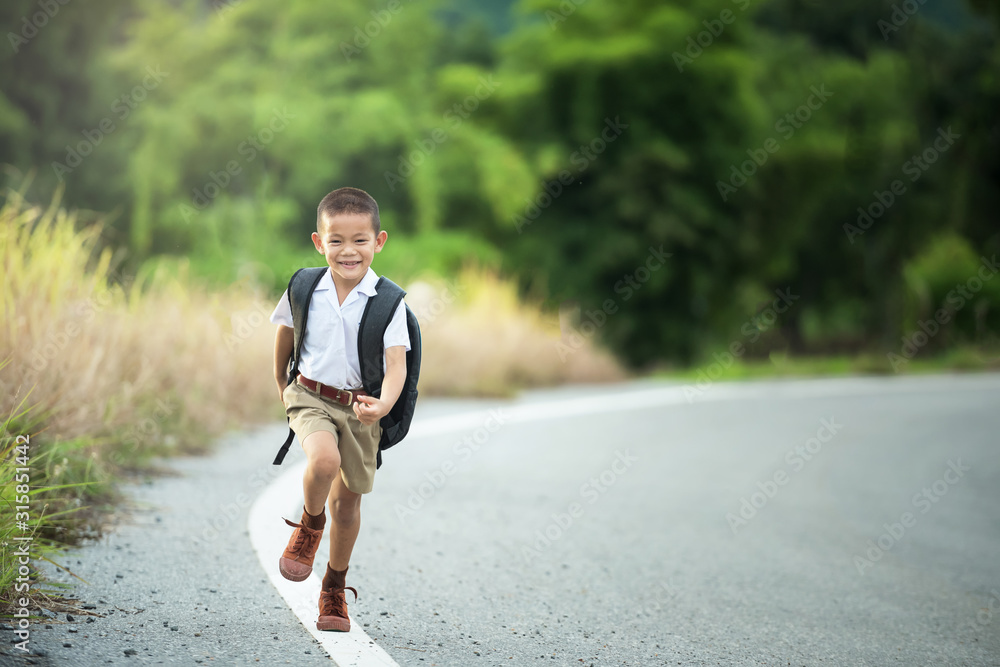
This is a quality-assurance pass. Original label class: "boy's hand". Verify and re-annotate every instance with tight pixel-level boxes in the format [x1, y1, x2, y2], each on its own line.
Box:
[353, 395, 388, 426]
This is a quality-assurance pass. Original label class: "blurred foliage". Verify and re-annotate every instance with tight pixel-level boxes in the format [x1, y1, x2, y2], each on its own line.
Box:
[901, 233, 1000, 349]
[1, 0, 998, 368]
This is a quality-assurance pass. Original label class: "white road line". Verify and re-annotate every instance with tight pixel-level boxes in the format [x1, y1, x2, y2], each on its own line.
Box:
[407, 374, 1000, 437]
[248, 374, 1000, 664]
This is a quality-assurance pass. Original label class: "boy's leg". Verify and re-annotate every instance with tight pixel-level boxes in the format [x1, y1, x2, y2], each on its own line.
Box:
[317, 472, 362, 631]
[302, 431, 342, 514]
[279, 430, 341, 582]
[315, 402, 376, 631]
[326, 471, 362, 570]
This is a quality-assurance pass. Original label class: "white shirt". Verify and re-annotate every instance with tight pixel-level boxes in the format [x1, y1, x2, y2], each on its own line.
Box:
[270, 267, 410, 390]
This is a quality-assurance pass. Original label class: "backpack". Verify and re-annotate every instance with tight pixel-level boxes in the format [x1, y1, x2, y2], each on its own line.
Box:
[272, 267, 421, 469]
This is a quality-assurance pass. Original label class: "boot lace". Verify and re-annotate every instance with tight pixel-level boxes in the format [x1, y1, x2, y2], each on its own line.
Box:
[319, 586, 358, 619]
[283, 518, 321, 557]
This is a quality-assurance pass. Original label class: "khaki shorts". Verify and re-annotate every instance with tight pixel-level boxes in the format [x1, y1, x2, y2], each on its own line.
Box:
[282, 378, 382, 494]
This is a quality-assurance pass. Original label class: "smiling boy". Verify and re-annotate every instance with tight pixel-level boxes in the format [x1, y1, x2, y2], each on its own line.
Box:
[269, 187, 410, 631]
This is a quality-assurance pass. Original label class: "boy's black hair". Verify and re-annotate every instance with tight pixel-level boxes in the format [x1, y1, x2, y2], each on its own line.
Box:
[317, 187, 380, 234]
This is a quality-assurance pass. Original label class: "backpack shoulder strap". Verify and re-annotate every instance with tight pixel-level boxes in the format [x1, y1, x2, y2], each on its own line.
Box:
[286, 267, 327, 385]
[358, 276, 406, 395]
[273, 266, 326, 466]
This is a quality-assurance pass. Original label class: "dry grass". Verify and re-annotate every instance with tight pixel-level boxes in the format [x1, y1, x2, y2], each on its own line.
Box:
[406, 271, 626, 396]
[0, 188, 276, 470]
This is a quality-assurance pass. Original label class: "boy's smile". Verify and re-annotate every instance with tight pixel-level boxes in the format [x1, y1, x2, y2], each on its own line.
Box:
[312, 212, 387, 302]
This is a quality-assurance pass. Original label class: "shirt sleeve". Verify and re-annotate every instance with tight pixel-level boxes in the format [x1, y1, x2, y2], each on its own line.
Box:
[270, 289, 293, 327]
[383, 300, 411, 351]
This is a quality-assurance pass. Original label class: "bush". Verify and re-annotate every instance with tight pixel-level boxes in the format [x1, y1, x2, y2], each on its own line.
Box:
[901, 233, 1000, 350]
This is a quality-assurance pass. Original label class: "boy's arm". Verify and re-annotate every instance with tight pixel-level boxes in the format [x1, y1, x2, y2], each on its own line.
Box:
[353, 345, 406, 426]
[273, 325, 294, 404]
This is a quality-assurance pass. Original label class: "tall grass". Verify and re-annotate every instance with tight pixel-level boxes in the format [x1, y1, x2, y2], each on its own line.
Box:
[407, 271, 625, 395]
[0, 391, 96, 613]
[0, 187, 277, 459]
[0, 187, 276, 610]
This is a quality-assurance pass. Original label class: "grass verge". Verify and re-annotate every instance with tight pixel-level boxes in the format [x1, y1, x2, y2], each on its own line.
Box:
[656, 347, 1000, 382]
[0, 187, 277, 616]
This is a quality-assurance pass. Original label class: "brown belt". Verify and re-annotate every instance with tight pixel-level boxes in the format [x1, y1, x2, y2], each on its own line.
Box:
[296, 374, 367, 406]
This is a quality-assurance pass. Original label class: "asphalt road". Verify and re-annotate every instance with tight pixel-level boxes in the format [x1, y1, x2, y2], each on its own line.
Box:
[3, 373, 999, 666]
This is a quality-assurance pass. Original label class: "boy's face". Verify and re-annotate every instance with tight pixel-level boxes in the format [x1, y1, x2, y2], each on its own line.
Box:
[312, 212, 387, 285]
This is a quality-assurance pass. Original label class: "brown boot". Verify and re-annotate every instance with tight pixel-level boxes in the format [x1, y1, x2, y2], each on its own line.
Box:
[278, 512, 324, 582]
[317, 564, 357, 632]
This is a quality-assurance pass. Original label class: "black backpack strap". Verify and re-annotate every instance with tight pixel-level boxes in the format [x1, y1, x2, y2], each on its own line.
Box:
[357, 276, 406, 396]
[287, 267, 327, 385]
[273, 424, 296, 465]
[273, 267, 327, 466]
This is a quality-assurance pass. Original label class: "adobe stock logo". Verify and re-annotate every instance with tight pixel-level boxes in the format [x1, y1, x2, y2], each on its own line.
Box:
[726, 417, 842, 534]
[393, 409, 508, 523]
[887, 255, 998, 371]
[383, 76, 500, 192]
[556, 245, 671, 361]
[512, 116, 628, 234]
[716, 85, 833, 201]
[853, 459, 969, 575]
[843, 126, 959, 244]
[672, 0, 752, 72]
[8, 0, 72, 53]
[340, 0, 413, 60]
[51, 66, 169, 180]
[179, 108, 295, 221]
[545, 0, 589, 29]
[877, 0, 928, 40]
[520, 449, 638, 562]
[683, 287, 800, 402]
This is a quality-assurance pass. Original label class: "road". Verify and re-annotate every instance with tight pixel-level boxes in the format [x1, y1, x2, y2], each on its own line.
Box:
[4, 373, 999, 666]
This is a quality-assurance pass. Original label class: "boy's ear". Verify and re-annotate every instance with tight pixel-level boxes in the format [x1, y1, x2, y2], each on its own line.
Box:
[311, 231, 324, 253]
[374, 230, 388, 253]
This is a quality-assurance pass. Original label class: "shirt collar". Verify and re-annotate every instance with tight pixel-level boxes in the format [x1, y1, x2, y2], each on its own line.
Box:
[313, 266, 379, 302]
[356, 267, 380, 297]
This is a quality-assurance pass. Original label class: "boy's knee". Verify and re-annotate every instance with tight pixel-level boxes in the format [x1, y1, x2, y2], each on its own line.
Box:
[309, 453, 341, 481]
[329, 495, 361, 526]
[303, 431, 341, 479]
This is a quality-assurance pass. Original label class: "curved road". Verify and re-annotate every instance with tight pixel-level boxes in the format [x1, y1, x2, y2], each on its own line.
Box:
[4, 374, 999, 666]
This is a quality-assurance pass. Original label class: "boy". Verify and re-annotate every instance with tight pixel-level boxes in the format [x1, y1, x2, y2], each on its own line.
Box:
[269, 186, 410, 631]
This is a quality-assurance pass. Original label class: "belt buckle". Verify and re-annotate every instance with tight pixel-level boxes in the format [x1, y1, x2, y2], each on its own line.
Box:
[340, 389, 353, 406]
